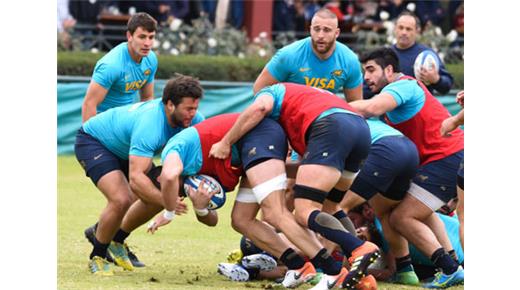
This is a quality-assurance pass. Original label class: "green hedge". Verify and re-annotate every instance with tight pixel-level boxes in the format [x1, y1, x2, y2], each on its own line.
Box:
[58, 52, 463, 88]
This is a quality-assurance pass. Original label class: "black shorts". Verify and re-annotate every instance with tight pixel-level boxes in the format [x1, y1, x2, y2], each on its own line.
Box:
[302, 113, 371, 173]
[237, 118, 288, 171]
[74, 128, 129, 185]
[457, 158, 464, 190]
[350, 135, 419, 201]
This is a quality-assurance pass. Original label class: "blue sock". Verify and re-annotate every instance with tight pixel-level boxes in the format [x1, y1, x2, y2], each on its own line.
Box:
[310, 248, 341, 275]
[431, 248, 458, 275]
[307, 210, 363, 255]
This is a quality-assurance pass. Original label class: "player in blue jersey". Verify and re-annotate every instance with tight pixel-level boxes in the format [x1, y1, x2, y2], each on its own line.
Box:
[75, 75, 204, 275]
[351, 48, 464, 288]
[253, 8, 363, 102]
[328, 118, 421, 285]
[81, 12, 159, 122]
[354, 210, 464, 282]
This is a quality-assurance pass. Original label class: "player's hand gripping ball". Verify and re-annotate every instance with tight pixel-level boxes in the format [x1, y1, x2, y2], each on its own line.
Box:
[184, 174, 226, 209]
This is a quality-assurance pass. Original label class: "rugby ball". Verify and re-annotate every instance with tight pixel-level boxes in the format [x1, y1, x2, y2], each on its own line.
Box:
[184, 174, 226, 210]
[413, 50, 440, 85]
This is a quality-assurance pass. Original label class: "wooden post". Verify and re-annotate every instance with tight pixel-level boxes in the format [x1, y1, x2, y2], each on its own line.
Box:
[244, 0, 273, 41]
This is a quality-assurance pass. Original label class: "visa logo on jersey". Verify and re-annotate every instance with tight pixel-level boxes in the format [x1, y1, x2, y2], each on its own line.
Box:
[304, 77, 336, 90]
[125, 79, 148, 91]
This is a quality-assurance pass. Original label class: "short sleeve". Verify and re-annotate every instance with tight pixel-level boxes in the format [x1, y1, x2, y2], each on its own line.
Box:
[266, 48, 290, 81]
[343, 55, 363, 89]
[92, 62, 120, 90]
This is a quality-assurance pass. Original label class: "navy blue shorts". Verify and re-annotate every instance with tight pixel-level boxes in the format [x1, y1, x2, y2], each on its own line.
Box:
[74, 128, 129, 185]
[457, 158, 464, 190]
[410, 150, 464, 207]
[237, 118, 288, 171]
[302, 113, 371, 173]
[350, 135, 419, 201]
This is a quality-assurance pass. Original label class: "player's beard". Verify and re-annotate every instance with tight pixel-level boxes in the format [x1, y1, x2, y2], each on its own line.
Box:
[312, 39, 334, 54]
[374, 76, 390, 94]
[171, 113, 188, 128]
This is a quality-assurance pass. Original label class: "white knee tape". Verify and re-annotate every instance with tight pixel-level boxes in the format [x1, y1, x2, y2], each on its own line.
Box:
[252, 174, 287, 204]
[235, 187, 257, 203]
[342, 170, 359, 180]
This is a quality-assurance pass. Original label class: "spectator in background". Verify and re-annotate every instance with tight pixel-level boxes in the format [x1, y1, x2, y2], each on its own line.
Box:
[415, 0, 445, 29]
[273, 0, 296, 32]
[57, 0, 76, 50]
[116, 1, 167, 22]
[164, 0, 190, 23]
[69, 0, 106, 47]
[304, 0, 321, 27]
[293, 0, 306, 32]
[229, 0, 244, 29]
[362, 11, 454, 98]
[200, 0, 217, 23]
[449, 2, 464, 48]
[376, 0, 408, 22]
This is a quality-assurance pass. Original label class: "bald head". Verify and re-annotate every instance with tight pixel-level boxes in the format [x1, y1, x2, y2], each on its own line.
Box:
[311, 8, 339, 27]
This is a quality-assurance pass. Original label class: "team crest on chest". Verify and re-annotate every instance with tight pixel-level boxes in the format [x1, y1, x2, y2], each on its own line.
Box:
[331, 69, 343, 77]
[144, 69, 151, 76]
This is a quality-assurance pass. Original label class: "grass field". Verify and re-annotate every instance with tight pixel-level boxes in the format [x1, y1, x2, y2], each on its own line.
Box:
[58, 155, 463, 290]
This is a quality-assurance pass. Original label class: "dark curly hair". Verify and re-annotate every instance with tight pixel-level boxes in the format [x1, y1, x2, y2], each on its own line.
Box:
[162, 74, 203, 105]
[360, 47, 401, 73]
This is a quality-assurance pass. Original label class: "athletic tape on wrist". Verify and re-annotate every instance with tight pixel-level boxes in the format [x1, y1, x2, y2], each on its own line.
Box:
[163, 210, 175, 220]
[194, 207, 210, 217]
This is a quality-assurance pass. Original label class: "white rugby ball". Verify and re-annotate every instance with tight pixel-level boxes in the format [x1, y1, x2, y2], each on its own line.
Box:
[184, 174, 226, 210]
[413, 50, 440, 85]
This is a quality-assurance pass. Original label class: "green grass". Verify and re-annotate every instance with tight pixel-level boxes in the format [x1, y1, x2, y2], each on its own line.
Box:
[58, 155, 463, 290]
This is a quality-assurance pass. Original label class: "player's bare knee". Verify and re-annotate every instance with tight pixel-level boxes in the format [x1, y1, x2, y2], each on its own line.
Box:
[293, 209, 309, 227]
[389, 209, 406, 231]
[231, 214, 251, 233]
[109, 193, 133, 213]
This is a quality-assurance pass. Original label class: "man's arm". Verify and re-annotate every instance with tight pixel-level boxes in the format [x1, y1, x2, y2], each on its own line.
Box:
[349, 92, 399, 118]
[139, 82, 155, 102]
[440, 109, 464, 137]
[209, 95, 274, 159]
[253, 67, 279, 94]
[421, 62, 454, 95]
[129, 156, 164, 206]
[343, 84, 363, 102]
[147, 153, 183, 233]
[81, 80, 108, 122]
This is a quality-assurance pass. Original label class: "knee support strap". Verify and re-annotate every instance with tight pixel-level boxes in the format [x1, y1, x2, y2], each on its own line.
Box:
[252, 174, 287, 203]
[293, 184, 328, 203]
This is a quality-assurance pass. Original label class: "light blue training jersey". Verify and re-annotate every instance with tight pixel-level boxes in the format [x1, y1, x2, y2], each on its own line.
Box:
[375, 213, 464, 265]
[83, 99, 205, 160]
[366, 117, 402, 144]
[92, 42, 158, 113]
[381, 78, 425, 124]
[266, 37, 363, 93]
[161, 127, 203, 176]
[161, 127, 242, 176]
